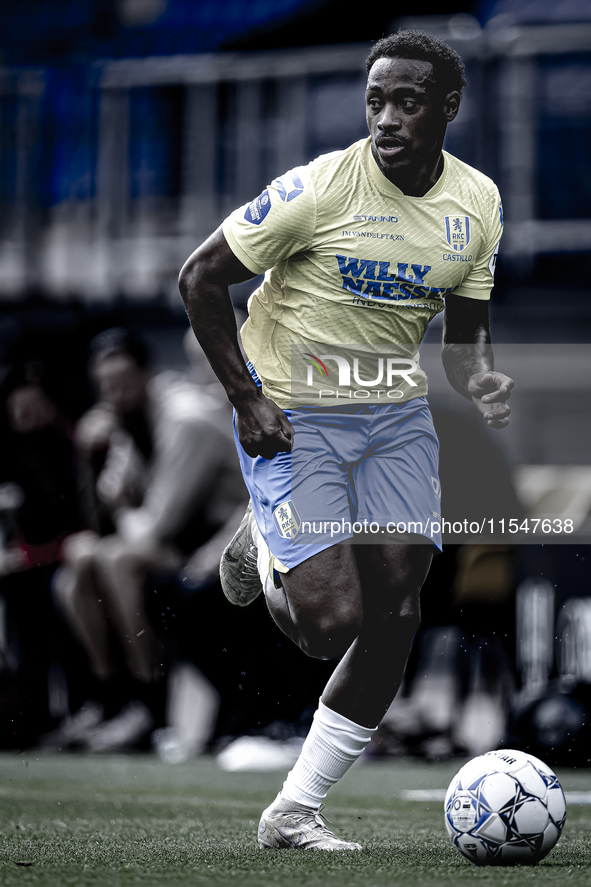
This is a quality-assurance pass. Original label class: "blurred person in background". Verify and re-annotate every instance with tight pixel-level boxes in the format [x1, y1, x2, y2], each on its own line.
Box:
[51, 327, 247, 752]
[0, 362, 82, 746]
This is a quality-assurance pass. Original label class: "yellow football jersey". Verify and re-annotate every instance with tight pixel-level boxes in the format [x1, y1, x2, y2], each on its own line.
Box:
[223, 137, 503, 408]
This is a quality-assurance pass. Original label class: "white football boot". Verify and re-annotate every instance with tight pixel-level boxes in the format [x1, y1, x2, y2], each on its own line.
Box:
[219, 501, 263, 606]
[258, 795, 362, 851]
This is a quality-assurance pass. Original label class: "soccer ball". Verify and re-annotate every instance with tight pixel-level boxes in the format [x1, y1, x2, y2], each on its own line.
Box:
[444, 748, 566, 866]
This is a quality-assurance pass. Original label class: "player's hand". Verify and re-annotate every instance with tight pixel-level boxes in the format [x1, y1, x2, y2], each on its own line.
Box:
[235, 392, 293, 459]
[468, 371, 514, 429]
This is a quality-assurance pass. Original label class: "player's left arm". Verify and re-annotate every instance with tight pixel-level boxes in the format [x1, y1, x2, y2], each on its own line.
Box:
[442, 185, 512, 430]
[442, 294, 513, 429]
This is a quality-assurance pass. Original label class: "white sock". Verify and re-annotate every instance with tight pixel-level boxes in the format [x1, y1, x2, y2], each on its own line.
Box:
[251, 525, 377, 807]
[280, 699, 377, 811]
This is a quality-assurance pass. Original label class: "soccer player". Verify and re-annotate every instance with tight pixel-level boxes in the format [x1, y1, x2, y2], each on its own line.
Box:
[179, 30, 513, 850]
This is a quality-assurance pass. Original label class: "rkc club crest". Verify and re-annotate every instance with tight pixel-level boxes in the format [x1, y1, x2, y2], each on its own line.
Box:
[444, 215, 471, 252]
[273, 501, 301, 539]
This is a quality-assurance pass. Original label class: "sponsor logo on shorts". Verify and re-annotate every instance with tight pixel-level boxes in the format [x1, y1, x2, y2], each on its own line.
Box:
[431, 476, 441, 498]
[444, 215, 471, 252]
[273, 501, 301, 539]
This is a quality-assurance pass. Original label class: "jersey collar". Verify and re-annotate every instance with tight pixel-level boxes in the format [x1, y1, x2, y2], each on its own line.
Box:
[362, 137, 448, 200]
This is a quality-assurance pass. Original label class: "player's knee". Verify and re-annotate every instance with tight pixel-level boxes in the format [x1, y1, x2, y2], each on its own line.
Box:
[298, 608, 360, 660]
[369, 576, 422, 624]
[362, 604, 421, 651]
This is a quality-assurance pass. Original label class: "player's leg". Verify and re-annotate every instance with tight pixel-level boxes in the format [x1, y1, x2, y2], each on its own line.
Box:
[254, 523, 429, 713]
[258, 537, 432, 851]
[320, 539, 431, 726]
[257, 540, 363, 850]
[258, 528, 362, 659]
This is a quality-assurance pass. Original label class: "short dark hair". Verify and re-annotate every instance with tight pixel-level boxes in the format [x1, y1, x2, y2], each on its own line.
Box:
[366, 30, 467, 98]
[88, 327, 150, 369]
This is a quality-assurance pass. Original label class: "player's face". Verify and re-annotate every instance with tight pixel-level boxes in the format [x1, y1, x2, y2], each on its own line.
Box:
[366, 57, 459, 194]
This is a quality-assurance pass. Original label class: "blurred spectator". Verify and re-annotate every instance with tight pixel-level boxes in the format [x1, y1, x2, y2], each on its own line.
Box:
[0, 362, 82, 746]
[51, 327, 247, 752]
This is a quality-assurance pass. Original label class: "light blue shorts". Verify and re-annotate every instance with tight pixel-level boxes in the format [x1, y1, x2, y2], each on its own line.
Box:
[233, 395, 442, 571]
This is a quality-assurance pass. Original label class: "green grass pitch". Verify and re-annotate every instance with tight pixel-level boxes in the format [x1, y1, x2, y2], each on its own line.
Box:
[0, 752, 589, 886]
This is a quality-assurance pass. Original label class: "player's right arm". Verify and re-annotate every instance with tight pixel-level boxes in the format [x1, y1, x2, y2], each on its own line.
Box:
[178, 226, 293, 459]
